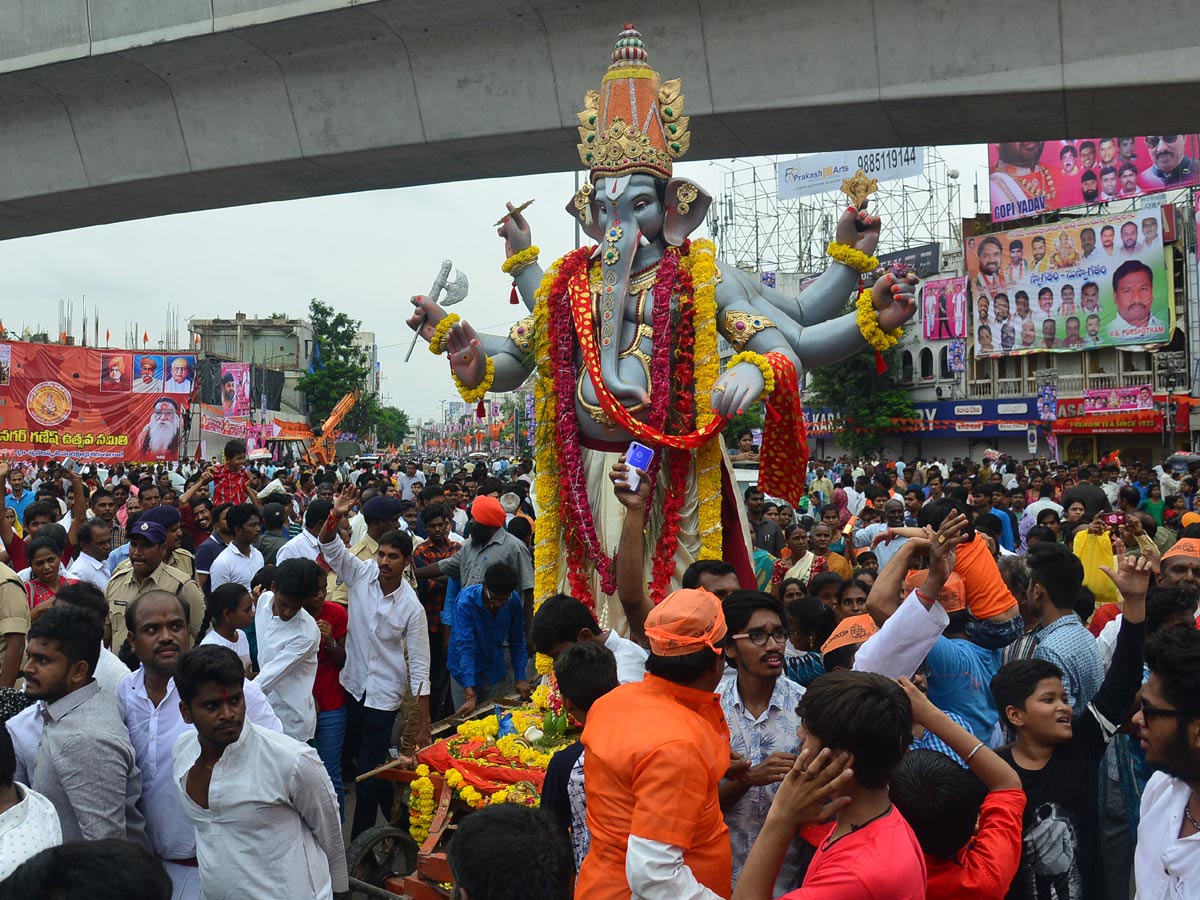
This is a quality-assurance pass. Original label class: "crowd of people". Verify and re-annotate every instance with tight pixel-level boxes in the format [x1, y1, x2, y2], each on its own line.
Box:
[0, 441, 1198, 900]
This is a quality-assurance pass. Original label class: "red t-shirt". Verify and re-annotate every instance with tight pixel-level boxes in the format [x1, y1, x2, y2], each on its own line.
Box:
[781, 807, 926, 899]
[925, 788, 1025, 900]
[312, 601, 348, 712]
[209, 464, 250, 508]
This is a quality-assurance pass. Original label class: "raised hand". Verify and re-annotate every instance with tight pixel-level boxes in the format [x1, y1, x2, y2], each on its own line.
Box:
[0, 459, 8, 482]
[406, 295, 448, 343]
[928, 512, 970, 579]
[496, 202, 533, 257]
[896, 676, 940, 728]
[765, 747, 854, 830]
[1100, 553, 1154, 603]
[873, 272, 919, 330]
[445, 320, 488, 390]
[711, 363, 765, 417]
[609, 458, 652, 510]
[332, 485, 359, 519]
[834, 204, 881, 256]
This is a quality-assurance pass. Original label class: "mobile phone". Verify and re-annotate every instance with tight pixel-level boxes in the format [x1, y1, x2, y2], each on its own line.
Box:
[624, 441, 655, 492]
[1102, 512, 1125, 527]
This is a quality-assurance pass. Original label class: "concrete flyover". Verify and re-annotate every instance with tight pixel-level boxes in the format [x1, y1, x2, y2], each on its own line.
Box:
[3, 0, 1200, 239]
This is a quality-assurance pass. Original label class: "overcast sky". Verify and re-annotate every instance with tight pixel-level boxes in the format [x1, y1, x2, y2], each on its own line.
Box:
[0, 145, 988, 422]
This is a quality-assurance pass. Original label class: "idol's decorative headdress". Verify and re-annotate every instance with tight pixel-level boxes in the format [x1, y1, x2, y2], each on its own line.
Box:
[576, 25, 690, 182]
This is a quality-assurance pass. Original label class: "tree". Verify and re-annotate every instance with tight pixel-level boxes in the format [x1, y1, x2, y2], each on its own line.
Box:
[722, 403, 765, 445]
[296, 299, 368, 426]
[806, 347, 915, 459]
[373, 404, 411, 448]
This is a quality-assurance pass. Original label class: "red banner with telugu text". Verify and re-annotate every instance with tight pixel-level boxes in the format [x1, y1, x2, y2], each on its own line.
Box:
[0, 341, 195, 463]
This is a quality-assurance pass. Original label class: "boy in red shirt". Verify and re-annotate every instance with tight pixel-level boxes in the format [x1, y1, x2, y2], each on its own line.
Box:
[891, 676, 1025, 899]
[733, 670, 926, 900]
[206, 439, 258, 509]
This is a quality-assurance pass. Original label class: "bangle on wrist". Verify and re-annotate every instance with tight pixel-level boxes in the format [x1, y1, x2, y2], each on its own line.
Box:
[965, 740, 986, 762]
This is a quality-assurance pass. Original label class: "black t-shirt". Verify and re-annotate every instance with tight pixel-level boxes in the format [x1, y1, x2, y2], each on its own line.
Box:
[542, 741, 585, 839]
[996, 618, 1145, 900]
[751, 519, 785, 556]
[193, 533, 228, 594]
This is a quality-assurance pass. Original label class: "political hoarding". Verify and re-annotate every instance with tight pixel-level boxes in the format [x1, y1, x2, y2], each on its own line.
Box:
[777, 147, 923, 201]
[988, 136, 1199, 222]
[0, 341, 194, 462]
[219, 362, 252, 417]
[1082, 385, 1155, 415]
[921, 276, 969, 340]
[965, 210, 1172, 357]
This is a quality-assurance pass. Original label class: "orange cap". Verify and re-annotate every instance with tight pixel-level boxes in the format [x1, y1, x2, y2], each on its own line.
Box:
[644, 589, 728, 657]
[821, 614, 878, 656]
[1163, 538, 1200, 562]
[903, 570, 966, 613]
[1181, 512, 1200, 528]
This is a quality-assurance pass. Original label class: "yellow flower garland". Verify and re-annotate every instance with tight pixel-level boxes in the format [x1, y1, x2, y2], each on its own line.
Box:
[686, 239, 725, 561]
[855, 288, 903, 352]
[408, 765, 436, 844]
[452, 355, 495, 405]
[501, 244, 541, 275]
[456, 715, 500, 741]
[532, 259, 564, 606]
[496, 734, 553, 769]
[726, 351, 776, 402]
[428, 312, 461, 356]
[534, 652, 555, 676]
[826, 241, 880, 274]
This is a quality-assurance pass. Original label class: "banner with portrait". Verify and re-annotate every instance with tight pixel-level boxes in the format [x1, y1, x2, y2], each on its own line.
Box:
[0, 341, 193, 462]
[1082, 384, 1155, 415]
[219, 362, 252, 416]
[921, 276, 969, 339]
[988, 136, 1200, 222]
[965, 210, 1172, 357]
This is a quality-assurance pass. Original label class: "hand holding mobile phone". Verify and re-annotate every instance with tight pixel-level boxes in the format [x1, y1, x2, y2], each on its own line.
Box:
[624, 441, 655, 492]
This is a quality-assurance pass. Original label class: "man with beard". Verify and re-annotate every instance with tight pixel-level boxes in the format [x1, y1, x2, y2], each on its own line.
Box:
[1080, 227, 1101, 262]
[1081, 170, 1100, 203]
[134, 356, 162, 394]
[118, 591, 281, 899]
[1005, 241, 1027, 284]
[105, 520, 205, 651]
[974, 236, 1004, 293]
[990, 142, 1056, 219]
[19, 604, 148, 844]
[414, 494, 533, 600]
[1109, 260, 1164, 339]
[1029, 235, 1049, 273]
[1100, 223, 1117, 256]
[1118, 220, 1144, 258]
[88, 488, 123, 553]
[219, 372, 238, 415]
[745, 487, 785, 557]
[172, 645, 348, 900]
[1140, 134, 1197, 189]
[1133, 626, 1200, 897]
[137, 397, 182, 458]
[716, 590, 806, 896]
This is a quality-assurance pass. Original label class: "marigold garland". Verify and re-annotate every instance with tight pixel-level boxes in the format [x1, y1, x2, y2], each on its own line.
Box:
[428, 313, 461, 356]
[532, 258, 566, 606]
[855, 288, 903, 352]
[452, 354, 495, 404]
[687, 239, 725, 561]
[501, 244, 541, 275]
[726, 351, 776, 401]
[826, 241, 880, 274]
[408, 767, 436, 844]
[534, 652, 555, 676]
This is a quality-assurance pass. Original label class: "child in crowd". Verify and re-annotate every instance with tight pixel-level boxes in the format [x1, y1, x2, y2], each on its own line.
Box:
[198, 582, 254, 674]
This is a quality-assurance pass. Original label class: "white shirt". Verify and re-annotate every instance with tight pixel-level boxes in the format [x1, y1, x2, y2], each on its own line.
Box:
[320, 535, 430, 711]
[1024, 498, 1064, 522]
[173, 722, 348, 900]
[603, 630, 647, 684]
[208, 543, 264, 591]
[200, 628, 252, 671]
[118, 667, 282, 862]
[0, 783, 62, 880]
[7, 705, 42, 786]
[95, 645, 130, 694]
[398, 473, 425, 501]
[254, 592, 320, 742]
[1135, 771, 1200, 899]
[853, 589, 949, 680]
[67, 552, 110, 591]
[349, 513, 368, 547]
[275, 529, 321, 565]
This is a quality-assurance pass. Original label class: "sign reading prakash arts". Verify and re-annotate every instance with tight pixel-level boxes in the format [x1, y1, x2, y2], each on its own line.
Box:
[988, 136, 1200, 222]
[777, 147, 923, 201]
[965, 210, 1172, 358]
[0, 341, 194, 462]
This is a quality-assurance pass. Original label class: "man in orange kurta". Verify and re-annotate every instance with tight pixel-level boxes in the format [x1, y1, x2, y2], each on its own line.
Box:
[575, 589, 734, 900]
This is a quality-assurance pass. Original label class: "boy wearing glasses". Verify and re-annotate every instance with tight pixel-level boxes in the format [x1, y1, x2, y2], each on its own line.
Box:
[717, 590, 807, 895]
[989, 555, 1152, 900]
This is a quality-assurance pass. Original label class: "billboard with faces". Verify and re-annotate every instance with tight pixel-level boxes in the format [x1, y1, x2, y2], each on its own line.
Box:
[988, 136, 1199, 222]
[964, 210, 1172, 358]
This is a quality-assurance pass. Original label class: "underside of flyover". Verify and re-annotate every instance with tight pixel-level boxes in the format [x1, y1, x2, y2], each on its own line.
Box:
[2, 0, 1200, 239]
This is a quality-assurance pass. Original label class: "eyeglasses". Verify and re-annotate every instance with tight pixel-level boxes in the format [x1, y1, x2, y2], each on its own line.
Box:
[730, 628, 789, 646]
[1146, 135, 1179, 147]
[1139, 697, 1192, 723]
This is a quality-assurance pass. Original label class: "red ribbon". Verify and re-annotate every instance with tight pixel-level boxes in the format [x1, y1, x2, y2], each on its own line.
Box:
[757, 353, 808, 506]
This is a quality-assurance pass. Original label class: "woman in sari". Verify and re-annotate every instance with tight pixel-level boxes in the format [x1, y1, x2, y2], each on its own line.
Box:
[771, 524, 816, 597]
[24, 536, 76, 609]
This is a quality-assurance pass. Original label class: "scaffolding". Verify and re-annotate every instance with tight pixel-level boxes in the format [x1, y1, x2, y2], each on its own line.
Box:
[706, 148, 962, 277]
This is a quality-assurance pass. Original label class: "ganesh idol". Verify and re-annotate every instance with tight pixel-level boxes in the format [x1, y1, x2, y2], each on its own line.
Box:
[407, 25, 917, 632]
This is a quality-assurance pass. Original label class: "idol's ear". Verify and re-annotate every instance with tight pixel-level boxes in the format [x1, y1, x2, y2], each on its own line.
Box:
[565, 187, 604, 242]
[663, 178, 712, 247]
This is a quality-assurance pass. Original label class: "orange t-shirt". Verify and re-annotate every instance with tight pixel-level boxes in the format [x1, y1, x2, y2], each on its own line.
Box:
[953, 534, 1017, 620]
[574, 674, 732, 900]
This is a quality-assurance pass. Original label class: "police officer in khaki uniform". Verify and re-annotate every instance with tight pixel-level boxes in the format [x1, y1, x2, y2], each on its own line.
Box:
[105, 520, 204, 651]
[110, 506, 196, 581]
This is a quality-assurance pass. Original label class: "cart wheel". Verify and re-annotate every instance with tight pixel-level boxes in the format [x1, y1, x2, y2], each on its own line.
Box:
[347, 825, 419, 897]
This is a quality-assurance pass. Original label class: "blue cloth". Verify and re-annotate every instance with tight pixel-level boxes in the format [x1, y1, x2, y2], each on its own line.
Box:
[314, 705, 347, 820]
[447, 584, 527, 689]
[107, 542, 130, 573]
[911, 708, 972, 766]
[7, 490, 35, 528]
[996, 510, 1017, 552]
[347, 695, 400, 839]
[966, 613, 1025, 651]
[782, 650, 825, 689]
[1033, 615, 1104, 711]
[925, 636, 1003, 742]
[439, 577, 462, 627]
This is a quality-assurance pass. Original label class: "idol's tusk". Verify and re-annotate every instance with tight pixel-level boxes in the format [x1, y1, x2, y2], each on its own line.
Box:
[638, 233, 651, 247]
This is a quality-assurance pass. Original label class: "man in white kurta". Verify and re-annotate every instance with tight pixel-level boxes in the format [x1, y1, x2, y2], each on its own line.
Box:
[254, 558, 322, 742]
[172, 645, 347, 900]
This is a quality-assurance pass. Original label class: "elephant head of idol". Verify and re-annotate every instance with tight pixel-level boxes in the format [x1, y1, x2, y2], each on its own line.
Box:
[567, 24, 711, 406]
